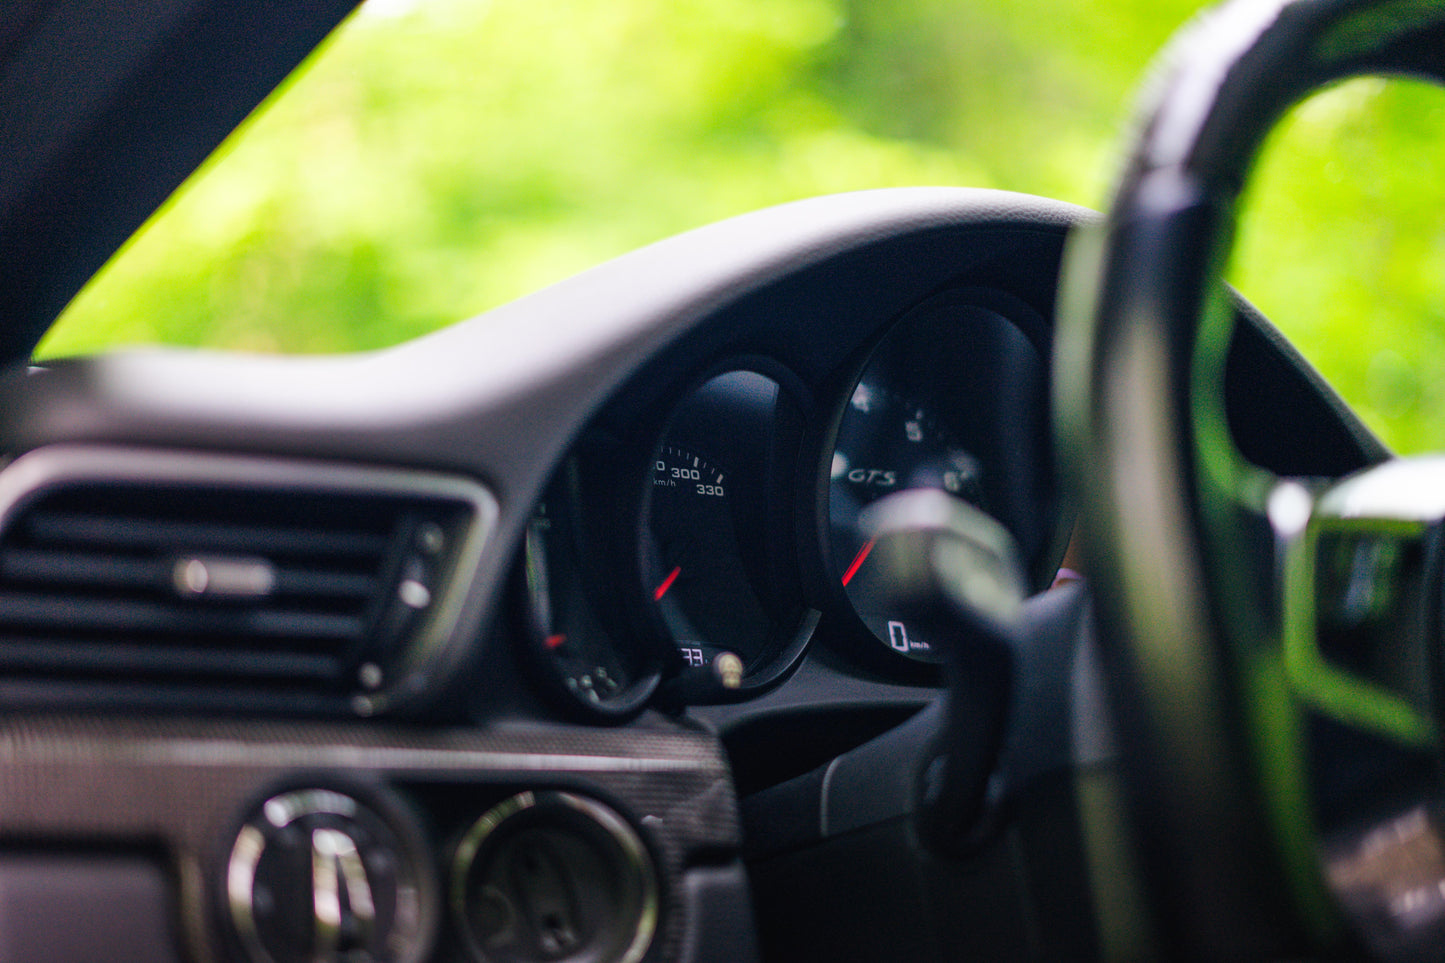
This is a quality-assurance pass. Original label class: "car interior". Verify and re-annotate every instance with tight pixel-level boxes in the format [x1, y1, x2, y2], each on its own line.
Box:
[1, 0, 1443, 961]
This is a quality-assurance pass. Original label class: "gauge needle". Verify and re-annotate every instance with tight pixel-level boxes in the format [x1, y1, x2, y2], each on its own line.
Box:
[654, 566, 681, 601]
[841, 538, 875, 586]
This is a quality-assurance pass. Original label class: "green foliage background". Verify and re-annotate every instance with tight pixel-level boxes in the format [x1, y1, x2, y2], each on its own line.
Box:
[40, 0, 1445, 453]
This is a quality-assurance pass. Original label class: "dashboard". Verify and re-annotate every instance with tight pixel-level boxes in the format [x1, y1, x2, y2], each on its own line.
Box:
[521, 281, 1057, 721]
[0, 187, 1385, 962]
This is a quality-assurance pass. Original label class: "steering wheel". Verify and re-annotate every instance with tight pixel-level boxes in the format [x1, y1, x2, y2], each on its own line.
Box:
[1057, 0, 1445, 958]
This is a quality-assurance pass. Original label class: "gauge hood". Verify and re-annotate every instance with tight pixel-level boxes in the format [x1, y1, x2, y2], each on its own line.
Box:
[0, 0, 361, 365]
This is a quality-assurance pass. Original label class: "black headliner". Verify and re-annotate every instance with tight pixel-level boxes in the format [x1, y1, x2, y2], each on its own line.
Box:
[0, 0, 361, 365]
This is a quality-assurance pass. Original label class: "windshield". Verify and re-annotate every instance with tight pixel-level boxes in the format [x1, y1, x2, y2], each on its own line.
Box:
[1232, 76, 1445, 454]
[40, 0, 1444, 452]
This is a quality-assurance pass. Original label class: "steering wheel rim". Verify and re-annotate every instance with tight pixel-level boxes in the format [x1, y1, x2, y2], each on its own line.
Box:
[1057, 0, 1445, 958]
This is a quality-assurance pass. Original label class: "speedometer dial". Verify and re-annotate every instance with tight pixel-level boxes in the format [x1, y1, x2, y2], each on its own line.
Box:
[642, 371, 815, 698]
[647, 445, 773, 670]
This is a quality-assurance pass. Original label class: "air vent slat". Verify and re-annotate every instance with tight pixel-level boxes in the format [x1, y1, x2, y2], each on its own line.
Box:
[25, 512, 390, 558]
[0, 593, 366, 643]
[0, 549, 379, 602]
[1, 549, 168, 589]
[273, 569, 379, 600]
[0, 447, 491, 715]
[0, 638, 341, 681]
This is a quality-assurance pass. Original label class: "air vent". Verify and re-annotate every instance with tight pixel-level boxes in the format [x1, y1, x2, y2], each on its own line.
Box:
[0, 447, 496, 715]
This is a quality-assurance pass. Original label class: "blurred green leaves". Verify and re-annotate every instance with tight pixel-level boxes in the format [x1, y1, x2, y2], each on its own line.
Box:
[38, 0, 1445, 453]
[1233, 78, 1445, 453]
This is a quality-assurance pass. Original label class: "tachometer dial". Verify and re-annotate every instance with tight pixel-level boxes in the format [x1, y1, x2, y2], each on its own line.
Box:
[829, 385, 982, 664]
[818, 289, 1061, 671]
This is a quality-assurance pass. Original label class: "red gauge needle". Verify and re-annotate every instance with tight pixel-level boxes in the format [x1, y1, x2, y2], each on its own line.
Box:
[654, 566, 681, 601]
[841, 538, 875, 586]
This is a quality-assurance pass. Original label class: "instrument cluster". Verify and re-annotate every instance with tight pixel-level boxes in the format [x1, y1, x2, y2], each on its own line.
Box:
[516, 285, 1064, 720]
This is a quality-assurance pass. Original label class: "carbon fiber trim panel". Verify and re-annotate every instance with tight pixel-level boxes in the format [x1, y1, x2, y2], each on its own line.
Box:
[0, 715, 738, 963]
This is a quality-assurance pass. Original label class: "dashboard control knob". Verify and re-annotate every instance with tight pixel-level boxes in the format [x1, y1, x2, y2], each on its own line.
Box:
[451, 791, 658, 963]
[225, 787, 436, 963]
